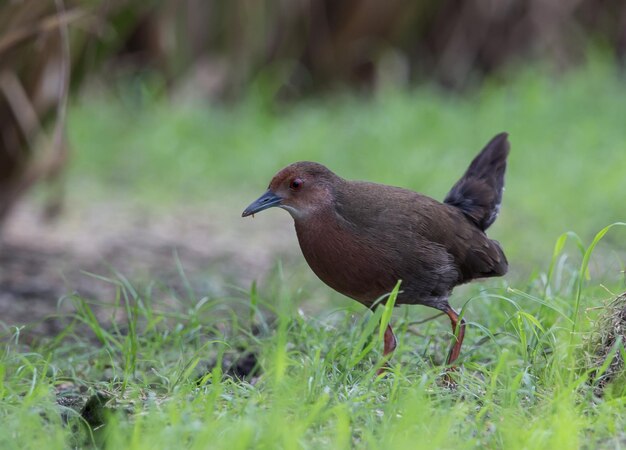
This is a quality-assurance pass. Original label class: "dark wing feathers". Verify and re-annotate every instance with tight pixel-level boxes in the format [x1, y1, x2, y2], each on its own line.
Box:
[327, 133, 510, 306]
[334, 182, 508, 301]
[444, 132, 510, 231]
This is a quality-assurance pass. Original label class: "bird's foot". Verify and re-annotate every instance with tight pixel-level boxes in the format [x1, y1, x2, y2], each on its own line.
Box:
[375, 362, 392, 378]
[439, 366, 460, 388]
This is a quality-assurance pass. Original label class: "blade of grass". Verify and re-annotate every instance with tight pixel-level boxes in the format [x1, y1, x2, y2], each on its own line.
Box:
[572, 222, 626, 335]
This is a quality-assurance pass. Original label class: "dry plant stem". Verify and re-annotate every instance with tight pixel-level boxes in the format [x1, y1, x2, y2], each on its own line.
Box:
[0, 0, 72, 225]
[0, 8, 84, 56]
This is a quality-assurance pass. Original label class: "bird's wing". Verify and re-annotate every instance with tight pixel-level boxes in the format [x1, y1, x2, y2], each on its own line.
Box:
[334, 181, 507, 287]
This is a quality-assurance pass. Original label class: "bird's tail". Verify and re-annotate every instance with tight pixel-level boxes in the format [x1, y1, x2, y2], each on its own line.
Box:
[444, 133, 510, 231]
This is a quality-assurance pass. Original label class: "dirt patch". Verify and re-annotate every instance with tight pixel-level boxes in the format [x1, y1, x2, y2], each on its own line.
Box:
[0, 199, 299, 336]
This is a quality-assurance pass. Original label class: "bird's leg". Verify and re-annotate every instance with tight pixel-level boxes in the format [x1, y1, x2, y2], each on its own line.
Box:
[383, 323, 397, 357]
[376, 324, 397, 376]
[445, 307, 466, 366]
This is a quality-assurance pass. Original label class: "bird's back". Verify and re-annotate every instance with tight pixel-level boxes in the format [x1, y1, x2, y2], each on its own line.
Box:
[325, 180, 506, 307]
[293, 134, 509, 309]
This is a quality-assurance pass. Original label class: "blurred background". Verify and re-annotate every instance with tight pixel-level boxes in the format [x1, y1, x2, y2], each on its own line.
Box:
[1, 0, 625, 333]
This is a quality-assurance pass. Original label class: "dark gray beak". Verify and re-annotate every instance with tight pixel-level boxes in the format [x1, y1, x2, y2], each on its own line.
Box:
[242, 190, 283, 217]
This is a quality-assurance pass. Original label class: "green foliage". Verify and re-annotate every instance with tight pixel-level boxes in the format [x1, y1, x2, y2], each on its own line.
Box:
[67, 54, 626, 268]
[0, 223, 625, 448]
[5, 55, 624, 448]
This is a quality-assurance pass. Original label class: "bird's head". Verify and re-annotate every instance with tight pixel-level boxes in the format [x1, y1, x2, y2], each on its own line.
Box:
[242, 162, 338, 219]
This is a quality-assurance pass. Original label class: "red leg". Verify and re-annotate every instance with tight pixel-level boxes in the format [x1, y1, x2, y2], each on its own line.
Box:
[376, 324, 397, 375]
[445, 307, 466, 366]
[383, 323, 397, 356]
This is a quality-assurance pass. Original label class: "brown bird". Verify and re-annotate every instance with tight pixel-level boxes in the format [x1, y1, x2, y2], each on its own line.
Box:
[242, 133, 509, 372]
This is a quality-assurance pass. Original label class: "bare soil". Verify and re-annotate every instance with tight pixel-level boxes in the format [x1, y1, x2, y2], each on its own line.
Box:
[0, 199, 298, 337]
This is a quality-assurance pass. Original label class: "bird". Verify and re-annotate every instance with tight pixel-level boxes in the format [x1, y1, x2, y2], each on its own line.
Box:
[242, 133, 509, 373]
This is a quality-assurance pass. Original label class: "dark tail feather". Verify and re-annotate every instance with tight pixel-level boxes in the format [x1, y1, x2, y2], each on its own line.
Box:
[444, 132, 510, 231]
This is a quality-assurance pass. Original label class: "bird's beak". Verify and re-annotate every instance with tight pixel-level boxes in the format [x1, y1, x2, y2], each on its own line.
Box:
[242, 190, 283, 217]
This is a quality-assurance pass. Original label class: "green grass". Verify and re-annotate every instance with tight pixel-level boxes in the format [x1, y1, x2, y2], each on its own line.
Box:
[67, 52, 626, 267]
[1, 224, 625, 449]
[3, 54, 626, 448]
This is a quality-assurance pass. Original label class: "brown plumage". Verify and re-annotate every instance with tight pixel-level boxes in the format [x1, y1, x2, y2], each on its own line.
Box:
[243, 132, 510, 371]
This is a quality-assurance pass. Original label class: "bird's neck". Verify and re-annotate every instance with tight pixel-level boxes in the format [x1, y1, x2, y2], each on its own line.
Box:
[293, 205, 343, 244]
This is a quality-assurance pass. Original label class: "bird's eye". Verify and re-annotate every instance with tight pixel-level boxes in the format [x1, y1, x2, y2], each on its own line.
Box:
[289, 178, 303, 191]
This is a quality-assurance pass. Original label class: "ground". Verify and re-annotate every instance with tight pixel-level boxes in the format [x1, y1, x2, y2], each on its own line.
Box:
[1, 57, 626, 449]
[0, 198, 296, 335]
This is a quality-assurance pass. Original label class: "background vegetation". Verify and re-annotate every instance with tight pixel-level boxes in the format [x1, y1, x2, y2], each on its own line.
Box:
[1, 1, 625, 449]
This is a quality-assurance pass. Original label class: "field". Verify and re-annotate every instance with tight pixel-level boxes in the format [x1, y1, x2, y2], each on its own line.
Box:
[1, 56, 626, 449]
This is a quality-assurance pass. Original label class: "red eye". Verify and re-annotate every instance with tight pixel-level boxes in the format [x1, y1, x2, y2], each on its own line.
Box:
[289, 178, 303, 190]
